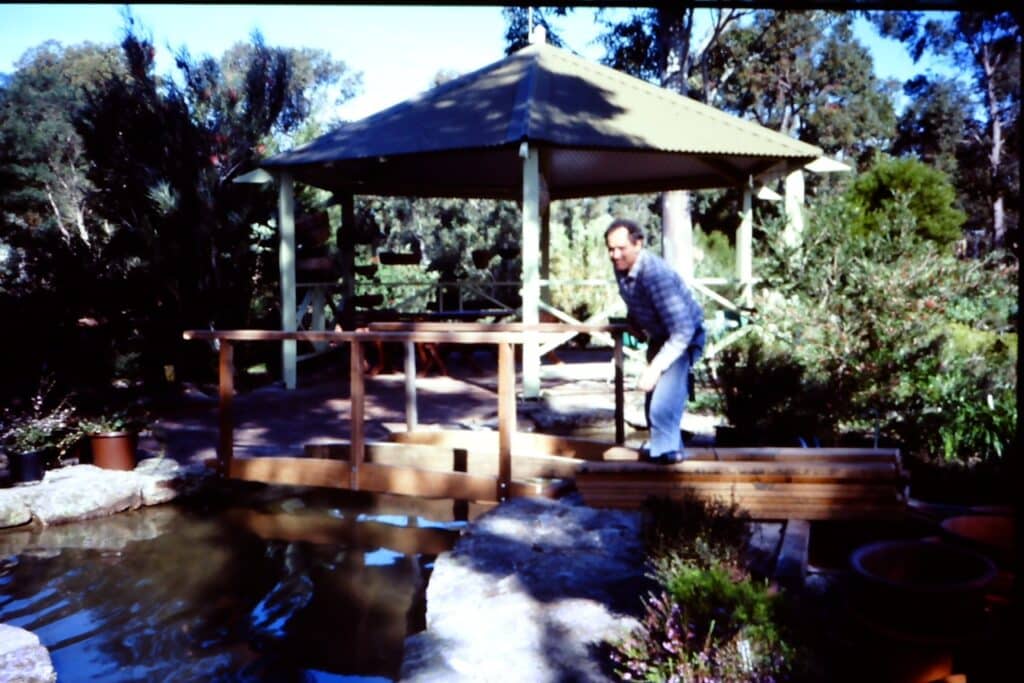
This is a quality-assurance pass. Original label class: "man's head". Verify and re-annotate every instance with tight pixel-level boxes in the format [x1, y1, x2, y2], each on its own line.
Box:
[605, 218, 644, 273]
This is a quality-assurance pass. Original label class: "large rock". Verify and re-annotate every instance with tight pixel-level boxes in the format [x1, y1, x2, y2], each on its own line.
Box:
[400, 496, 647, 683]
[0, 624, 56, 683]
[0, 458, 195, 530]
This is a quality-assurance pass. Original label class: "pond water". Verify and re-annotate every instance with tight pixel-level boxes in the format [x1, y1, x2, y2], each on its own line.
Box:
[0, 484, 484, 682]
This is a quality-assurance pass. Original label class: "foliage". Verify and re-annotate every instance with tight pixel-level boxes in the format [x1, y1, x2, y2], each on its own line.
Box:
[710, 11, 896, 165]
[893, 75, 974, 180]
[640, 495, 751, 567]
[753, 180, 1017, 464]
[0, 380, 78, 457]
[78, 409, 147, 436]
[870, 10, 1020, 247]
[613, 495, 796, 682]
[713, 337, 839, 445]
[845, 155, 966, 244]
[0, 16, 359, 397]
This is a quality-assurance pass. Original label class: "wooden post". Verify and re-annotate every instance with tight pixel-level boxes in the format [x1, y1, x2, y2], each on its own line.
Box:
[349, 339, 365, 490]
[218, 340, 234, 473]
[737, 182, 753, 307]
[497, 341, 515, 502]
[278, 172, 297, 389]
[339, 193, 356, 330]
[662, 190, 694, 283]
[783, 169, 805, 248]
[404, 340, 418, 431]
[521, 144, 542, 398]
[614, 330, 625, 445]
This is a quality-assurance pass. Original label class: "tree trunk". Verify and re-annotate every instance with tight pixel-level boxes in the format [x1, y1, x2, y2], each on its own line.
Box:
[982, 43, 1005, 247]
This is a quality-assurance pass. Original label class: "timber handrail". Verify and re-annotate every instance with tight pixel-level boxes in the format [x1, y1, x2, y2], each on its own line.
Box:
[183, 324, 627, 502]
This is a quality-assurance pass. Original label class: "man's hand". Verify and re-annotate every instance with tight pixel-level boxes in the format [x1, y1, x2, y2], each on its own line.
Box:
[638, 364, 661, 392]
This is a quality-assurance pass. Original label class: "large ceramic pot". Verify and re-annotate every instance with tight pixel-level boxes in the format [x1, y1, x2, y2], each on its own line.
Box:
[88, 431, 138, 471]
[849, 539, 997, 640]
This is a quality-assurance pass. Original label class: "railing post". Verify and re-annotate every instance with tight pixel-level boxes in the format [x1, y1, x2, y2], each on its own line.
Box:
[404, 340, 418, 431]
[218, 340, 234, 474]
[349, 338, 365, 490]
[613, 329, 625, 445]
[496, 341, 515, 502]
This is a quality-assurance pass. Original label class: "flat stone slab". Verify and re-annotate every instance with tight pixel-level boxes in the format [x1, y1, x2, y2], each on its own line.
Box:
[400, 495, 647, 683]
[0, 459, 204, 530]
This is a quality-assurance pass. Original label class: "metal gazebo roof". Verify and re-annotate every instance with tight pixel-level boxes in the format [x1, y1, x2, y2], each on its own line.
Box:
[261, 42, 823, 198]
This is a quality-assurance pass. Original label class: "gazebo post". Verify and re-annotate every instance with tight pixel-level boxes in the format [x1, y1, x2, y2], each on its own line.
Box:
[737, 181, 754, 308]
[278, 172, 297, 389]
[520, 143, 543, 399]
[338, 192, 356, 330]
[783, 169, 805, 248]
[663, 190, 695, 282]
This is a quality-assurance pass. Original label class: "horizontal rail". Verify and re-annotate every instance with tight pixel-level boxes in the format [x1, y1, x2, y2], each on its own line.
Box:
[183, 327, 618, 344]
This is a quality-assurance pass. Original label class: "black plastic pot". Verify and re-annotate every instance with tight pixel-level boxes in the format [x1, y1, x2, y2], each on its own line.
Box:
[8, 449, 46, 484]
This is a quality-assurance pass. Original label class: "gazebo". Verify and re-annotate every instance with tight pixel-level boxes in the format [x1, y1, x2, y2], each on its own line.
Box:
[252, 35, 828, 396]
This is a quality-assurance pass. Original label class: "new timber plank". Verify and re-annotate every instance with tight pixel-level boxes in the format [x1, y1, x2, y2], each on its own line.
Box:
[357, 462, 542, 501]
[578, 461, 900, 482]
[387, 429, 622, 462]
[230, 456, 351, 488]
[305, 440, 582, 479]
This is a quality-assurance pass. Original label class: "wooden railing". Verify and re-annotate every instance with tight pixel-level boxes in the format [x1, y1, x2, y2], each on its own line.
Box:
[183, 323, 627, 503]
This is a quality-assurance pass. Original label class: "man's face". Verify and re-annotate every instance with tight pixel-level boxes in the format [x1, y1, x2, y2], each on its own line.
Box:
[606, 226, 643, 273]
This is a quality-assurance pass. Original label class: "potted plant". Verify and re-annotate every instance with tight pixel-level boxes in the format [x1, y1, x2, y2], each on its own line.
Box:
[1, 391, 79, 485]
[79, 411, 145, 471]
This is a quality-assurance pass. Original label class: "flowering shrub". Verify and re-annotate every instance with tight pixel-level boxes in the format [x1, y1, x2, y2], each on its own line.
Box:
[1, 380, 78, 459]
[613, 496, 800, 682]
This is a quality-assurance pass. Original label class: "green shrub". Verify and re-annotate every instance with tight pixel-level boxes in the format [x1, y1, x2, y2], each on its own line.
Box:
[845, 155, 966, 244]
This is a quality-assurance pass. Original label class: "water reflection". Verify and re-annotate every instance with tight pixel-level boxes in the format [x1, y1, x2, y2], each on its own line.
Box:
[0, 485, 479, 681]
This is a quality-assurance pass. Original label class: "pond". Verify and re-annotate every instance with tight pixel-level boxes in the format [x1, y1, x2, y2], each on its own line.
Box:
[0, 484, 486, 682]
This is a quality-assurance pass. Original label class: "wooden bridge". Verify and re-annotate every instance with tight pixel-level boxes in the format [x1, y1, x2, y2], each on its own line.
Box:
[184, 324, 907, 520]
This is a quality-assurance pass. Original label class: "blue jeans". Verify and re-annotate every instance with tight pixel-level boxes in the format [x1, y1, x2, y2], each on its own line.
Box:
[645, 330, 704, 456]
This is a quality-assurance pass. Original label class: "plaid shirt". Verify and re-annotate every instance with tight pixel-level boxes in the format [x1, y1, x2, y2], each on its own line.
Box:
[615, 250, 704, 374]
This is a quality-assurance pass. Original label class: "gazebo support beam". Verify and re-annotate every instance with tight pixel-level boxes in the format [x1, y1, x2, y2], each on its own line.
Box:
[278, 172, 297, 389]
[339, 192, 356, 330]
[737, 182, 753, 308]
[662, 190, 694, 282]
[783, 169, 805, 248]
[521, 144, 544, 399]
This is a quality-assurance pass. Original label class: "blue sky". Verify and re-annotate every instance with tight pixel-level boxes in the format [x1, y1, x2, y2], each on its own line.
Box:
[0, 4, 951, 120]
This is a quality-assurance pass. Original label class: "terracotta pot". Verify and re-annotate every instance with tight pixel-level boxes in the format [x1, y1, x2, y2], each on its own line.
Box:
[849, 539, 997, 642]
[940, 514, 1015, 567]
[89, 431, 138, 471]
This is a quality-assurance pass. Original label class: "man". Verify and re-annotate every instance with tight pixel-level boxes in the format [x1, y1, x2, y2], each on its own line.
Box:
[605, 218, 705, 464]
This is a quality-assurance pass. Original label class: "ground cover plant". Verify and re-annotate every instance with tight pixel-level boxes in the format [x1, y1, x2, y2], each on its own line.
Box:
[612, 496, 813, 682]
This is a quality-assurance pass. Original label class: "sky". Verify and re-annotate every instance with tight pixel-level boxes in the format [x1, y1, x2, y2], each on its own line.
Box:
[0, 4, 953, 121]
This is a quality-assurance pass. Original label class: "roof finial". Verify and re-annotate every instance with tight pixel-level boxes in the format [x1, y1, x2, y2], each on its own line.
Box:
[529, 24, 547, 45]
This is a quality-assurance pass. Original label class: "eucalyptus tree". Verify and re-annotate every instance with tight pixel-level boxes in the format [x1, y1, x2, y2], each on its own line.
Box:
[870, 10, 1020, 247]
[710, 11, 896, 167]
[74, 20, 359, 387]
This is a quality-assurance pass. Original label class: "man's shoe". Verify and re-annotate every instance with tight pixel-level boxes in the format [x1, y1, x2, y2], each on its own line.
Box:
[652, 450, 685, 465]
